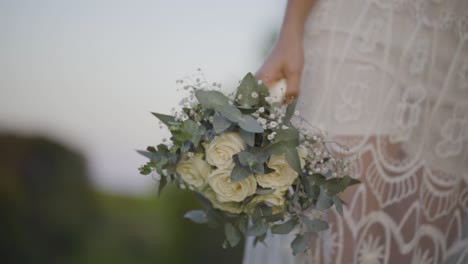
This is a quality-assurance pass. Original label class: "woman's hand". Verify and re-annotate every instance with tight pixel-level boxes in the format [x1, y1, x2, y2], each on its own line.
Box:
[255, 0, 315, 104]
[255, 33, 304, 104]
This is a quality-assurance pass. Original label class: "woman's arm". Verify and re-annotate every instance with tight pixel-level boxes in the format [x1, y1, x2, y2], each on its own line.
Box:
[256, 0, 315, 103]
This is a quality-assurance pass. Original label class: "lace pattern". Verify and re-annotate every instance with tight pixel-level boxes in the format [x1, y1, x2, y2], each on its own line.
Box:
[243, 0, 468, 263]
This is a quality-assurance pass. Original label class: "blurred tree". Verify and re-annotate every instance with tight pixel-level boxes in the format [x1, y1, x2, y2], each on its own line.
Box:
[0, 134, 243, 264]
[0, 134, 97, 264]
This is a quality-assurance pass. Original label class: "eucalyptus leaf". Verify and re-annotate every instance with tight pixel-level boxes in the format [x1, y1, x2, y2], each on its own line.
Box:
[283, 99, 298, 124]
[324, 175, 352, 195]
[213, 113, 232, 134]
[265, 142, 286, 156]
[146, 146, 157, 152]
[333, 196, 343, 216]
[224, 223, 242, 247]
[271, 219, 297, 234]
[259, 205, 273, 217]
[184, 210, 208, 224]
[291, 234, 309, 256]
[235, 72, 266, 107]
[237, 151, 255, 166]
[300, 215, 329, 232]
[157, 175, 167, 197]
[284, 147, 302, 173]
[316, 189, 334, 210]
[263, 212, 285, 223]
[238, 215, 248, 234]
[180, 141, 192, 152]
[238, 115, 264, 133]
[250, 148, 271, 164]
[231, 163, 252, 182]
[137, 150, 152, 159]
[253, 233, 267, 246]
[308, 173, 326, 186]
[152, 112, 178, 127]
[240, 129, 255, 147]
[249, 162, 265, 174]
[275, 128, 300, 145]
[216, 104, 243, 122]
[195, 90, 229, 109]
[138, 165, 152, 175]
[247, 219, 269, 237]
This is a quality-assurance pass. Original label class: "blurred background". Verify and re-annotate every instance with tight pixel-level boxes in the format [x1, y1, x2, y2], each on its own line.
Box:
[0, 0, 285, 263]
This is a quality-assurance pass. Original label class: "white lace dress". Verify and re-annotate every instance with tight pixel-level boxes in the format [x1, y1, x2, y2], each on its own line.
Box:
[243, 0, 468, 263]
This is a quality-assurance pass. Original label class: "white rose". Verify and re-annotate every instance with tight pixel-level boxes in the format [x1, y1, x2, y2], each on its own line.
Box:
[244, 190, 286, 215]
[204, 132, 246, 169]
[208, 165, 257, 202]
[176, 153, 211, 189]
[256, 155, 298, 191]
[203, 187, 243, 214]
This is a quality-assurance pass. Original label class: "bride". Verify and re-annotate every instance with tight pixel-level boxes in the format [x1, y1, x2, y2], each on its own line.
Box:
[243, 0, 468, 263]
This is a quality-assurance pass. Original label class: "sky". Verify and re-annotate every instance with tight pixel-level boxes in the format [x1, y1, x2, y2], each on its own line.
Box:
[0, 0, 285, 194]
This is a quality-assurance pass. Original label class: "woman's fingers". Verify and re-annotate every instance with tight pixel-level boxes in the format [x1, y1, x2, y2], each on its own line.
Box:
[284, 70, 301, 104]
[255, 67, 283, 88]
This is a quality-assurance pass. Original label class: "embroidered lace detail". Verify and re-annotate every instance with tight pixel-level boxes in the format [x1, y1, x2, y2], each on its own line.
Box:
[244, 0, 468, 263]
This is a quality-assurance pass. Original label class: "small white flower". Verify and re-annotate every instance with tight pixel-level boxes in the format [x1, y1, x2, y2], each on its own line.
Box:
[257, 118, 267, 125]
[251, 92, 258, 98]
[269, 121, 278, 128]
[237, 94, 243, 100]
[252, 112, 259, 118]
[282, 125, 289, 130]
[209, 116, 214, 123]
[258, 107, 265, 113]
[258, 80, 263, 85]
[267, 134, 275, 141]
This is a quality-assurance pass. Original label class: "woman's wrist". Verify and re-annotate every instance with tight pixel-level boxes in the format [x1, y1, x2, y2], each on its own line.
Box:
[278, 0, 314, 42]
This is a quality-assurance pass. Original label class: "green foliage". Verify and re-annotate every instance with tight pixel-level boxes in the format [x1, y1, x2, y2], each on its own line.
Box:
[300, 216, 329, 232]
[216, 105, 243, 123]
[140, 72, 363, 258]
[184, 210, 209, 224]
[316, 188, 334, 210]
[271, 219, 297, 235]
[152, 112, 179, 126]
[224, 223, 242, 247]
[283, 99, 298, 125]
[213, 113, 232, 133]
[291, 234, 309, 256]
[239, 130, 255, 147]
[234, 72, 269, 108]
[333, 196, 344, 216]
[246, 219, 269, 237]
[194, 90, 230, 109]
[238, 115, 264, 133]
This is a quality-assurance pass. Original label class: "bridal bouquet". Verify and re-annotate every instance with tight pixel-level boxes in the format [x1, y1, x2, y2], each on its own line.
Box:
[138, 72, 359, 255]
